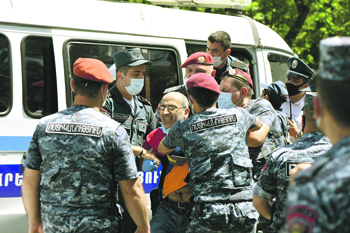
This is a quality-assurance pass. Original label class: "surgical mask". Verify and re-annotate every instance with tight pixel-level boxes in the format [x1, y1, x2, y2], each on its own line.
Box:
[213, 50, 227, 68]
[285, 83, 304, 96]
[122, 74, 144, 95]
[160, 123, 170, 134]
[218, 92, 234, 109]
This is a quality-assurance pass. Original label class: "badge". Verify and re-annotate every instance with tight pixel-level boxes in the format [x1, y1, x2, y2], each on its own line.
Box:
[198, 56, 205, 63]
[292, 59, 298, 68]
[228, 69, 236, 76]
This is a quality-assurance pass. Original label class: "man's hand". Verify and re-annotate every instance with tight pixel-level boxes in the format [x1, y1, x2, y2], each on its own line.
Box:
[288, 119, 300, 137]
[142, 148, 160, 166]
[142, 159, 159, 172]
[28, 222, 43, 233]
[289, 163, 312, 187]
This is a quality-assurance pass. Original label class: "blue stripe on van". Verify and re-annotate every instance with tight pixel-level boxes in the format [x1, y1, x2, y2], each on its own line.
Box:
[0, 136, 32, 151]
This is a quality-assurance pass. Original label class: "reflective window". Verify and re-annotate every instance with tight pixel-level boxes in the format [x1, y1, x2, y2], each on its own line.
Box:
[23, 37, 58, 118]
[67, 42, 180, 111]
[0, 34, 11, 114]
[268, 53, 289, 83]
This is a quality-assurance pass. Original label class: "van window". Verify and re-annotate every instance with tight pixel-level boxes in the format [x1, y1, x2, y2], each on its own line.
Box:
[186, 43, 254, 79]
[22, 36, 58, 118]
[268, 53, 289, 83]
[0, 34, 11, 115]
[66, 42, 180, 111]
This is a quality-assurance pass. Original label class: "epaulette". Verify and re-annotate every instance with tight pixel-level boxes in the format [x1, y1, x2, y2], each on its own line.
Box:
[136, 94, 152, 106]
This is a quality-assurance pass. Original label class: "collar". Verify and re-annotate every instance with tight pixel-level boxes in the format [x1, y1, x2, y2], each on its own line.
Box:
[109, 85, 144, 111]
[286, 93, 305, 106]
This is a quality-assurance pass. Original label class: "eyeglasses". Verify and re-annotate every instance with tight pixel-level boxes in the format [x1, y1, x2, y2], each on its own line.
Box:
[157, 106, 185, 112]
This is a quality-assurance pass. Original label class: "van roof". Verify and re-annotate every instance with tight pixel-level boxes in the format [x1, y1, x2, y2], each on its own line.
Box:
[0, 0, 293, 54]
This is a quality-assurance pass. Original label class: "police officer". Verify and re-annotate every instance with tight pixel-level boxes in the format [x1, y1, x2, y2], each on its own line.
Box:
[158, 73, 263, 233]
[252, 93, 331, 232]
[285, 37, 350, 232]
[207, 30, 248, 84]
[219, 69, 286, 182]
[163, 52, 215, 97]
[101, 48, 158, 232]
[281, 57, 315, 143]
[21, 58, 150, 233]
[260, 81, 290, 140]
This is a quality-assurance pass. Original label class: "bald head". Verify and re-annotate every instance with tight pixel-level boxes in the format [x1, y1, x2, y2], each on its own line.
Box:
[160, 92, 189, 129]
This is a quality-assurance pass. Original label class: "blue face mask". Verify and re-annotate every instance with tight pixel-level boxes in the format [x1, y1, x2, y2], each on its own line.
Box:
[218, 92, 235, 109]
[160, 124, 170, 134]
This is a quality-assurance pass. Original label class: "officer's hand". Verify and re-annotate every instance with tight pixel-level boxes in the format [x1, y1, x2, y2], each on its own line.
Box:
[289, 163, 312, 187]
[142, 159, 159, 172]
[288, 119, 299, 137]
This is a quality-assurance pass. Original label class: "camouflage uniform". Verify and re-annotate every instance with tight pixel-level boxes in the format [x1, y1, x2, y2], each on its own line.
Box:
[163, 107, 259, 233]
[285, 135, 350, 232]
[253, 132, 331, 232]
[23, 105, 138, 232]
[245, 98, 287, 182]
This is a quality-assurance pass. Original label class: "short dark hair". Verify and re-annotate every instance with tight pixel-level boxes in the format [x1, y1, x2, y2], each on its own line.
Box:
[222, 76, 253, 98]
[187, 87, 218, 108]
[116, 65, 131, 76]
[208, 31, 231, 51]
[73, 76, 104, 98]
[318, 77, 350, 127]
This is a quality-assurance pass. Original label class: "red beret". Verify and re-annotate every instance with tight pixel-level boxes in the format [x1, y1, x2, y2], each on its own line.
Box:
[186, 73, 220, 94]
[181, 52, 213, 68]
[222, 69, 253, 88]
[74, 58, 113, 84]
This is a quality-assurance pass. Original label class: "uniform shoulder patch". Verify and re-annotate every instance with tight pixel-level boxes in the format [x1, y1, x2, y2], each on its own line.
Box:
[285, 161, 313, 177]
[287, 205, 318, 233]
[189, 114, 237, 133]
[136, 95, 152, 106]
[46, 122, 103, 137]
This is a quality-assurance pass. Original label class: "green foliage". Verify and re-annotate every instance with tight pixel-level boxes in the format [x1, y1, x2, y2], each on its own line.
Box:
[102, 0, 350, 69]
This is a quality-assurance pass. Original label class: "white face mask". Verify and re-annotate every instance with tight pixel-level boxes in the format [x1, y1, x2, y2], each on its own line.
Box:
[122, 74, 144, 95]
[212, 50, 227, 68]
[218, 92, 234, 109]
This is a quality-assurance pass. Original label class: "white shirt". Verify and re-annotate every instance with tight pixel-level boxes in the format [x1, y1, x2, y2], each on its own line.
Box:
[281, 94, 305, 143]
[123, 97, 135, 115]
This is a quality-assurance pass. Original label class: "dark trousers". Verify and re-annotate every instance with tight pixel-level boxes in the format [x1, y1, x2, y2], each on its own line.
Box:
[118, 188, 137, 233]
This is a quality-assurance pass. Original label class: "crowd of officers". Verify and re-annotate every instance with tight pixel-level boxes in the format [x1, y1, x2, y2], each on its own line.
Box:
[21, 31, 350, 233]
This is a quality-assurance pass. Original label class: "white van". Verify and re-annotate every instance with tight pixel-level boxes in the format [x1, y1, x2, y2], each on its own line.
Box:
[0, 0, 294, 232]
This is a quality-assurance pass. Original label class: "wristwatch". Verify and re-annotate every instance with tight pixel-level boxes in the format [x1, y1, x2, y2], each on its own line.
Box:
[295, 131, 303, 140]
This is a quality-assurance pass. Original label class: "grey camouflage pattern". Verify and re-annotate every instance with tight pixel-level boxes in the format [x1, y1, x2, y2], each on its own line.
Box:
[187, 202, 258, 233]
[303, 92, 317, 110]
[285, 135, 350, 232]
[245, 98, 287, 181]
[317, 37, 350, 81]
[24, 105, 138, 215]
[41, 213, 120, 232]
[162, 107, 259, 232]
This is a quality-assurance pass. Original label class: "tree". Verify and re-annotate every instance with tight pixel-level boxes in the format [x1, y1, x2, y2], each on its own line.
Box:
[103, 0, 350, 69]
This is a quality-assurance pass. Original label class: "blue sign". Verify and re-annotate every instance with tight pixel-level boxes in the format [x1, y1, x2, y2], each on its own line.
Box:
[0, 164, 160, 198]
[0, 165, 23, 198]
[138, 165, 162, 194]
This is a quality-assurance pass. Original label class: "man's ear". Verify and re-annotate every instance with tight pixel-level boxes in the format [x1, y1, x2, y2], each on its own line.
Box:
[102, 84, 109, 95]
[241, 87, 248, 99]
[313, 95, 322, 120]
[184, 107, 190, 119]
[70, 79, 75, 92]
[299, 82, 309, 91]
[211, 69, 216, 78]
[116, 71, 124, 81]
[226, 49, 231, 57]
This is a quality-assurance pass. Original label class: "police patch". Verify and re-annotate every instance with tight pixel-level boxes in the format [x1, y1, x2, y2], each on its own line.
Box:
[287, 205, 318, 233]
[46, 122, 103, 137]
[189, 114, 237, 133]
[286, 162, 297, 177]
[113, 113, 130, 120]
